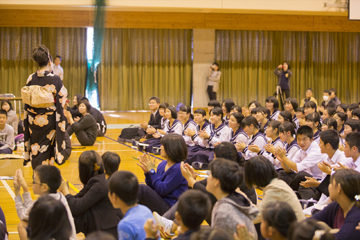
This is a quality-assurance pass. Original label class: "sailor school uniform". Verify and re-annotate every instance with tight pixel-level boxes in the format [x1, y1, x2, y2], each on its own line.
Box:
[243, 131, 268, 160]
[313, 130, 321, 145]
[259, 137, 284, 170]
[182, 118, 198, 147]
[270, 110, 280, 121]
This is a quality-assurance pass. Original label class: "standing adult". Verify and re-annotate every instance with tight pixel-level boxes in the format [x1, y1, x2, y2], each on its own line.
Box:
[53, 55, 64, 81]
[23, 45, 68, 169]
[274, 62, 292, 99]
[207, 62, 221, 101]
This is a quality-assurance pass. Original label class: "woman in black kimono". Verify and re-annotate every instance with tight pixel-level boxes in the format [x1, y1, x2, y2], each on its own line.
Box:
[23, 45, 68, 169]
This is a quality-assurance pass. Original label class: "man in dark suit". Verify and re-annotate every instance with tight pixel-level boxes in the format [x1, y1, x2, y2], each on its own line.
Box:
[139, 96, 162, 138]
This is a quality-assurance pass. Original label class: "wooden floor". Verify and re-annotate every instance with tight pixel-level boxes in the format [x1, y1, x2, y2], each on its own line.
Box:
[0, 112, 262, 240]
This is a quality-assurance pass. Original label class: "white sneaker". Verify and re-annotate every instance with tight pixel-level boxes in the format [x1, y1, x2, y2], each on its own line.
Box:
[153, 212, 175, 239]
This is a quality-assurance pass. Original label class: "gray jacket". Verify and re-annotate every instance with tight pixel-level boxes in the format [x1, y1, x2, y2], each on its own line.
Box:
[211, 192, 259, 239]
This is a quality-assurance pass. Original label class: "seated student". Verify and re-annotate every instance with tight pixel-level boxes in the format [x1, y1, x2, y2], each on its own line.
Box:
[343, 132, 360, 172]
[323, 107, 336, 120]
[289, 218, 336, 240]
[276, 126, 327, 199]
[305, 112, 322, 145]
[300, 88, 318, 107]
[206, 158, 258, 236]
[144, 106, 183, 153]
[1, 100, 18, 135]
[265, 96, 280, 121]
[334, 111, 347, 136]
[59, 151, 123, 238]
[344, 119, 360, 136]
[277, 110, 295, 126]
[108, 171, 155, 240]
[207, 100, 221, 114]
[351, 108, 360, 120]
[296, 107, 306, 126]
[242, 101, 261, 117]
[222, 99, 235, 126]
[186, 107, 230, 166]
[137, 134, 187, 215]
[101, 151, 121, 179]
[14, 166, 76, 240]
[301, 131, 353, 198]
[248, 121, 284, 169]
[258, 201, 297, 240]
[304, 101, 317, 116]
[145, 103, 169, 141]
[64, 100, 97, 146]
[151, 190, 211, 240]
[0, 110, 14, 154]
[178, 105, 197, 147]
[138, 97, 162, 138]
[253, 107, 270, 132]
[322, 118, 337, 131]
[245, 156, 305, 224]
[276, 122, 301, 170]
[235, 116, 267, 160]
[28, 195, 73, 240]
[228, 112, 249, 146]
[284, 97, 300, 130]
[329, 88, 341, 107]
[184, 109, 210, 157]
[80, 98, 107, 136]
[311, 169, 360, 240]
[154, 144, 258, 238]
[66, 94, 83, 119]
[319, 90, 337, 114]
[230, 105, 242, 114]
[346, 103, 359, 119]
[336, 103, 348, 114]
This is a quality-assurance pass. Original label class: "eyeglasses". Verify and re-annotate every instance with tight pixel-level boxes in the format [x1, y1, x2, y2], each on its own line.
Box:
[33, 181, 42, 185]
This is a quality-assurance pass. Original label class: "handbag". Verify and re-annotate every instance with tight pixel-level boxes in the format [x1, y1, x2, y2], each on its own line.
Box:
[21, 85, 55, 108]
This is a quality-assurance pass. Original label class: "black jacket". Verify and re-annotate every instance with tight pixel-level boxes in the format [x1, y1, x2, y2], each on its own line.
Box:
[148, 109, 162, 129]
[89, 106, 107, 136]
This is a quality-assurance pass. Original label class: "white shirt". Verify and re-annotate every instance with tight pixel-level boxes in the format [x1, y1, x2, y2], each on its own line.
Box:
[192, 122, 211, 148]
[182, 119, 198, 147]
[325, 149, 353, 168]
[230, 127, 249, 146]
[53, 65, 64, 80]
[350, 156, 360, 172]
[260, 137, 284, 169]
[201, 123, 231, 149]
[270, 110, 280, 121]
[292, 141, 327, 179]
[244, 132, 268, 160]
[161, 119, 183, 136]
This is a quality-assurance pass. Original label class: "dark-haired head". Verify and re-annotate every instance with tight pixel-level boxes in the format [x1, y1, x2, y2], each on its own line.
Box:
[208, 158, 242, 194]
[351, 108, 360, 120]
[176, 190, 211, 230]
[1, 100, 13, 112]
[296, 107, 305, 115]
[319, 129, 339, 151]
[109, 171, 138, 206]
[78, 151, 104, 185]
[0, 109, 7, 118]
[345, 132, 360, 153]
[278, 111, 293, 124]
[208, 100, 221, 108]
[348, 103, 359, 112]
[230, 112, 245, 127]
[149, 96, 160, 104]
[334, 112, 347, 130]
[344, 119, 360, 133]
[79, 100, 91, 113]
[179, 105, 193, 120]
[159, 102, 169, 110]
[194, 108, 206, 117]
[305, 112, 322, 131]
[296, 125, 314, 140]
[289, 219, 336, 240]
[329, 88, 337, 97]
[102, 152, 121, 177]
[322, 118, 337, 131]
[34, 165, 62, 194]
[160, 134, 187, 163]
[330, 169, 360, 208]
[337, 103, 348, 113]
[222, 99, 235, 114]
[285, 98, 298, 112]
[261, 201, 297, 239]
[194, 109, 208, 124]
[244, 156, 277, 188]
[323, 107, 336, 120]
[230, 105, 242, 113]
[210, 107, 224, 123]
[165, 106, 178, 119]
[242, 116, 260, 135]
[303, 101, 317, 115]
[279, 122, 296, 136]
[28, 195, 72, 240]
[32, 45, 50, 68]
[265, 96, 279, 111]
[266, 120, 281, 138]
[248, 101, 261, 110]
[214, 142, 244, 167]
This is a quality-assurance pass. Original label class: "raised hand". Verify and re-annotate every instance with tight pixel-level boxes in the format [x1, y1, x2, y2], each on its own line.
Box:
[235, 142, 246, 152]
[248, 145, 261, 153]
[137, 153, 156, 173]
[317, 161, 332, 175]
[300, 176, 320, 188]
[184, 128, 196, 137]
[275, 146, 286, 159]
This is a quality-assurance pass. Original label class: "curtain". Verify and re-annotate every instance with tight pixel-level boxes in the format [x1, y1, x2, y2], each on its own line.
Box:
[215, 30, 360, 106]
[0, 27, 87, 101]
[99, 29, 192, 110]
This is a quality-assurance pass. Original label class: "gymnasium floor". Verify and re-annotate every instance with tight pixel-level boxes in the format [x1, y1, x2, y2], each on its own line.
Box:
[0, 111, 263, 240]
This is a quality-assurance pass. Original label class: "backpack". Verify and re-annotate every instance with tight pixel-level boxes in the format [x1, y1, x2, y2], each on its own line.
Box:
[118, 126, 141, 141]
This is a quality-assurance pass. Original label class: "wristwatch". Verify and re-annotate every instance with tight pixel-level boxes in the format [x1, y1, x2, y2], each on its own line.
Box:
[148, 125, 151, 129]
[149, 169, 155, 174]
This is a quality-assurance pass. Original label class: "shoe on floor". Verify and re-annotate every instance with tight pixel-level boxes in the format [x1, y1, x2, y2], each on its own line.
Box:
[153, 212, 175, 239]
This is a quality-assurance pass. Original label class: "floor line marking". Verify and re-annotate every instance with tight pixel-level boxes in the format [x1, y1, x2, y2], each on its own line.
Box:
[1, 180, 15, 200]
[62, 177, 79, 193]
